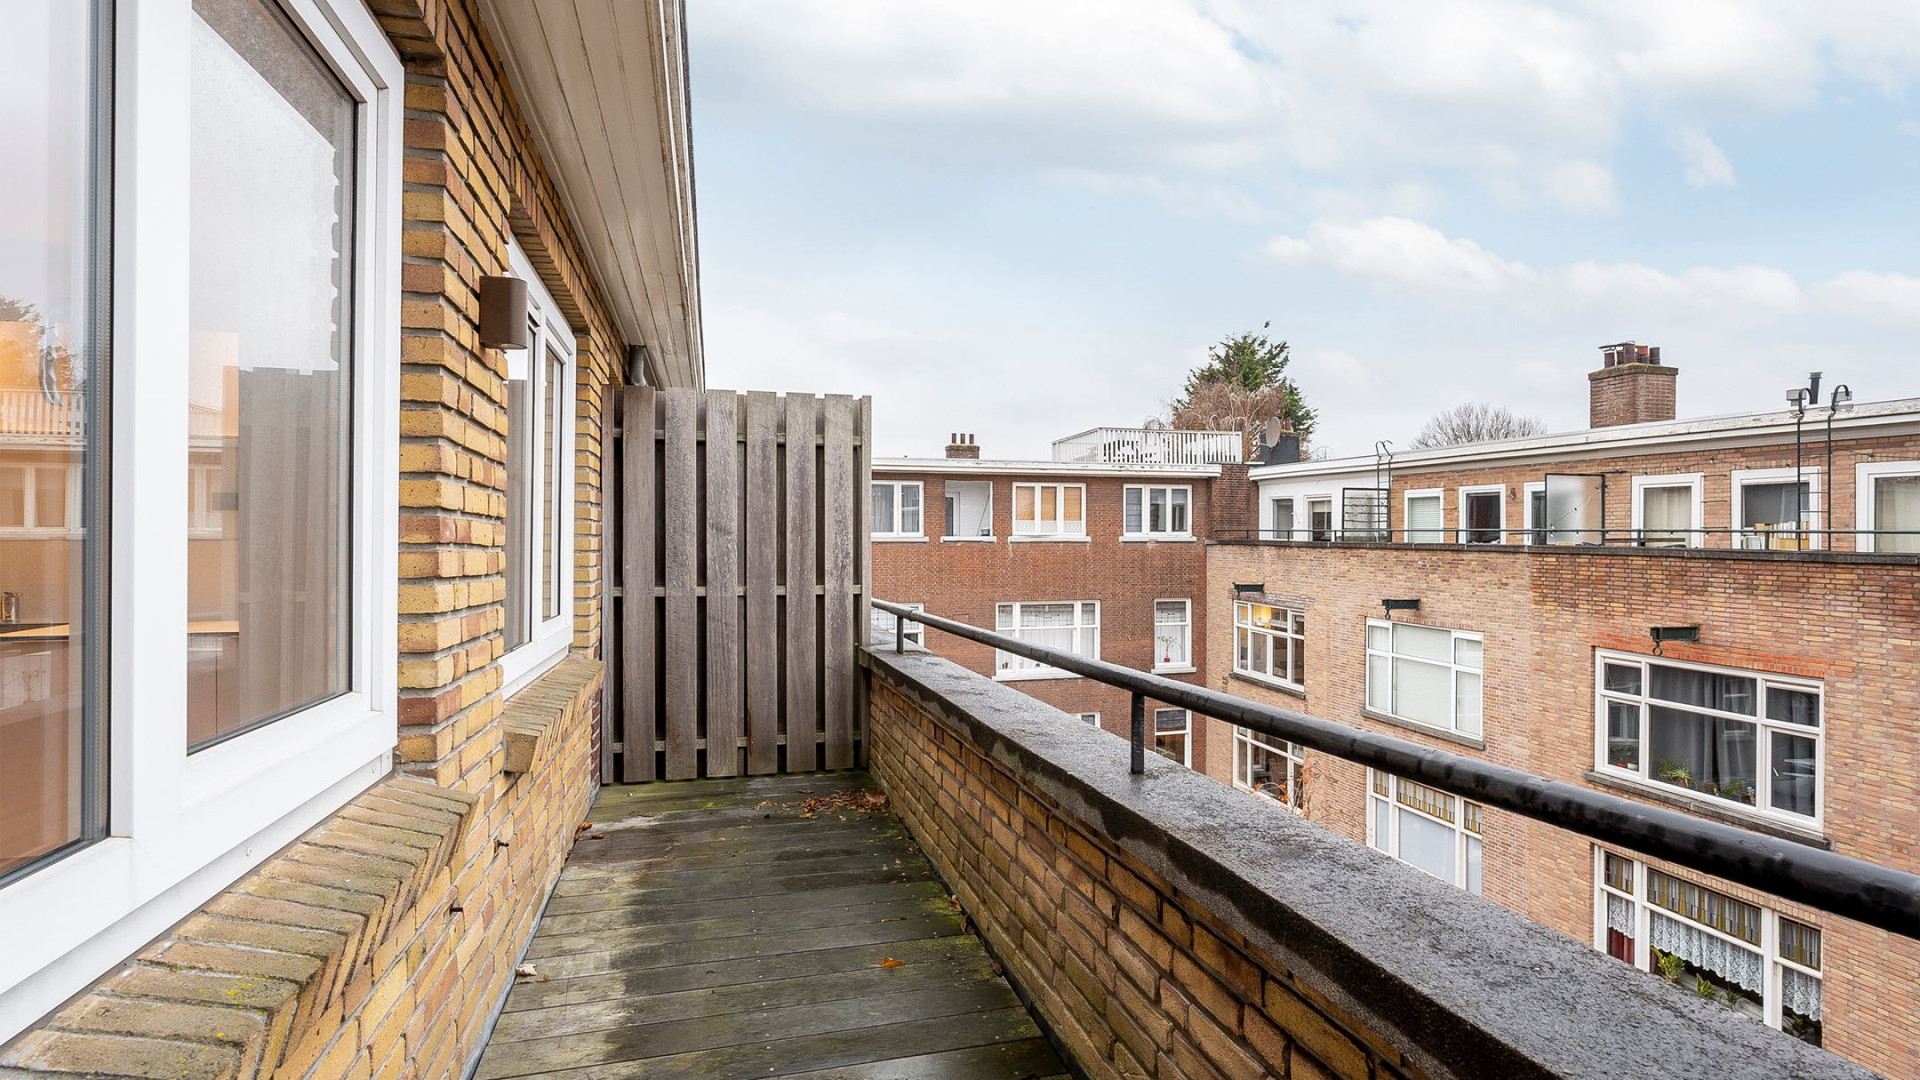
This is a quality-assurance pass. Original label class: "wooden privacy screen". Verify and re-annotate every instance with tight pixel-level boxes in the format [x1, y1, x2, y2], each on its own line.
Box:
[606, 388, 871, 781]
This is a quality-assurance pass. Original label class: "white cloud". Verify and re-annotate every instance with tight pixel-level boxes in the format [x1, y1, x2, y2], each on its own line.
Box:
[1819, 271, 1920, 325]
[1042, 170, 1274, 222]
[1668, 128, 1736, 188]
[1899, 119, 1920, 138]
[1264, 217, 1533, 295]
[1541, 159, 1621, 214]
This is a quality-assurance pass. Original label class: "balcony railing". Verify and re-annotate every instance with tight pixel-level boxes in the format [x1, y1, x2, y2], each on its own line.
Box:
[1050, 426, 1242, 465]
[871, 598, 1920, 941]
[0, 389, 84, 443]
[1228, 525, 1920, 553]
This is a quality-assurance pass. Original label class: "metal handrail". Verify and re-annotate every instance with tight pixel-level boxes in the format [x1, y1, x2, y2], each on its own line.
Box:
[1217, 526, 1920, 550]
[870, 598, 1920, 941]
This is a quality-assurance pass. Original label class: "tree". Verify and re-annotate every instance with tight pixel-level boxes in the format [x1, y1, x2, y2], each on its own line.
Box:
[1408, 402, 1546, 449]
[1168, 323, 1316, 460]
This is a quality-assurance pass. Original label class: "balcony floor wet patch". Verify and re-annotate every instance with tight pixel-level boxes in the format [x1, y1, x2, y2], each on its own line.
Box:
[474, 772, 1070, 1080]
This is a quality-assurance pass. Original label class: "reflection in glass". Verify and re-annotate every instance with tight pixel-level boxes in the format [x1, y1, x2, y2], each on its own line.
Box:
[1, 0, 108, 878]
[186, 0, 355, 749]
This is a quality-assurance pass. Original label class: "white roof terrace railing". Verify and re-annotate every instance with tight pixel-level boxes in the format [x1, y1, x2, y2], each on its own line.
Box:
[1051, 426, 1242, 465]
[0, 388, 85, 444]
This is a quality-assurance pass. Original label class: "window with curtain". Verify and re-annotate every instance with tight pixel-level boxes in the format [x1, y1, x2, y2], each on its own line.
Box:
[1153, 599, 1191, 670]
[871, 480, 923, 537]
[1012, 483, 1085, 536]
[942, 480, 991, 538]
[1462, 490, 1502, 543]
[1307, 498, 1332, 541]
[1153, 708, 1190, 765]
[1638, 483, 1694, 546]
[1269, 497, 1294, 539]
[186, 0, 358, 750]
[1598, 852, 1821, 1045]
[1368, 772, 1482, 893]
[1405, 492, 1443, 543]
[1364, 619, 1482, 736]
[1233, 728, 1303, 811]
[1596, 653, 1820, 824]
[1871, 473, 1920, 552]
[1124, 485, 1191, 537]
[1234, 600, 1304, 688]
[994, 601, 1098, 678]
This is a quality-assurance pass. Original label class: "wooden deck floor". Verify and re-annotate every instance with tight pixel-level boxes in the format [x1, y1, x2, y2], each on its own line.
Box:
[474, 772, 1070, 1080]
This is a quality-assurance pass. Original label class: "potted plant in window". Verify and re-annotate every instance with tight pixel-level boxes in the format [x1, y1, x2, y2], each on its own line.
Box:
[1157, 632, 1182, 667]
[1655, 759, 1694, 790]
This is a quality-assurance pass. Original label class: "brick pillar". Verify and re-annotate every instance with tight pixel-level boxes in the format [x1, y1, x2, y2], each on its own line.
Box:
[1589, 362, 1677, 428]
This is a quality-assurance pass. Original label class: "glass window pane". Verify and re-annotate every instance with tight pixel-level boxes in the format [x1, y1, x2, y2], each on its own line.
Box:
[944, 480, 990, 537]
[1123, 488, 1142, 533]
[1, 0, 108, 876]
[1370, 797, 1390, 851]
[1406, 495, 1442, 542]
[1606, 703, 1641, 770]
[1063, 485, 1084, 529]
[1454, 672, 1482, 735]
[1649, 665, 1755, 715]
[1397, 809, 1457, 883]
[1641, 484, 1692, 542]
[899, 483, 921, 534]
[1393, 623, 1453, 662]
[1766, 687, 1820, 728]
[542, 348, 562, 619]
[1874, 475, 1920, 553]
[1012, 485, 1035, 531]
[188, 0, 356, 749]
[1648, 707, 1758, 806]
[1742, 481, 1811, 529]
[1466, 835, 1483, 895]
[1770, 732, 1818, 817]
[1453, 637, 1482, 670]
[1366, 622, 1390, 651]
[1289, 632, 1304, 685]
[870, 482, 895, 533]
[504, 354, 531, 650]
[1392, 657, 1453, 727]
[1271, 498, 1294, 536]
[1365, 654, 1389, 711]
[1170, 488, 1189, 532]
[1603, 663, 1641, 695]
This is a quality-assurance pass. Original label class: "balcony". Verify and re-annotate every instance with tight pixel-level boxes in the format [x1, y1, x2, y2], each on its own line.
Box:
[1052, 426, 1243, 466]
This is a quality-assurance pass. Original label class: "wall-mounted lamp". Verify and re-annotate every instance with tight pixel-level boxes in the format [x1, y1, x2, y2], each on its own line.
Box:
[1232, 583, 1266, 598]
[479, 275, 529, 350]
[1830, 384, 1853, 410]
[1381, 598, 1420, 615]
[1649, 625, 1700, 654]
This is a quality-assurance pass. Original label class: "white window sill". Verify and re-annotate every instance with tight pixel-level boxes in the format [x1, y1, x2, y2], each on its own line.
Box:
[1009, 534, 1091, 543]
[1152, 664, 1197, 675]
[1587, 768, 1823, 839]
[873, 535, 928, 543]
[940, 535, 997, 542]
[1119, 534, 1195, 543]
[995, 669, 1082, 682]
[1359, 707, 1486, 750]
[1231, 669, 1305, 697]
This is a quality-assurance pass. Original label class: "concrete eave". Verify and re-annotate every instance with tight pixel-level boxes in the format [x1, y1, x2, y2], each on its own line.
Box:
[874, 457, 1224, 480]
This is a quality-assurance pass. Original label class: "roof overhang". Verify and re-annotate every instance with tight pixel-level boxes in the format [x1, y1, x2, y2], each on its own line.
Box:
[875, 458, 1224, 480]
[478, 0, 704, 388]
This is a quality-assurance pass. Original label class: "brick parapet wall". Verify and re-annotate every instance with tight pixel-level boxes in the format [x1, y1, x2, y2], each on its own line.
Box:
[861, 645, 1869, 1080]
[0, 655, 602, 1080]
[1202, 541, 1920, 1077]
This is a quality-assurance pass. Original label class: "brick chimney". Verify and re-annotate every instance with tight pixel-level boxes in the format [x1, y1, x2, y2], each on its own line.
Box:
[1589, 342, 1677, 428]
[944, 432, 980, 460]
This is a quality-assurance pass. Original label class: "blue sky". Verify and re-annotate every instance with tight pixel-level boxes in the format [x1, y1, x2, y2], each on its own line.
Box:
[686, 1, 1920, 460]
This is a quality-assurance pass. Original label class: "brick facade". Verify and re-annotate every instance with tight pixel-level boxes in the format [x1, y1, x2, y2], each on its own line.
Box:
[1201, 541, 1920, 1078]
[873, 467, 1224, 765]
[1589, 361, 1677, 428]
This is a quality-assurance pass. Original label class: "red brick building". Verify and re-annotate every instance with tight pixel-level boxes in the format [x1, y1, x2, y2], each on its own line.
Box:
[1201, 350, 1920, 1077]
[872, 431, 1253, 768]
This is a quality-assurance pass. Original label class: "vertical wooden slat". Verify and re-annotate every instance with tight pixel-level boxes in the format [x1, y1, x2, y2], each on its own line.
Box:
[662, 390, 700, 779]
[821, 395, 856, 769]
[600, 383, 619, 784]
[743, 391, 781, 775]
[620, 386, 656, 781]
[854, 396, 873, 765]
[784, 395, 820, 771]
[704, 391, 742, 777]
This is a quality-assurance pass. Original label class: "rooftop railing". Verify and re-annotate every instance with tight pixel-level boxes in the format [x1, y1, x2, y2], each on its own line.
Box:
[0, 389, 85, 442]
[871, 598, 1920, 941]
[1224, 525, 1920, 552]
[1049, 426, 1242, 465]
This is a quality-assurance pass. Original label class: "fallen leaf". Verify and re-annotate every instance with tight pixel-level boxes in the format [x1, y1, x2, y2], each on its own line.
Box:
[576, 821, 593, 832]
[878, 957, 904, 969]
[589, 833, 606, 840]
[515, 963, 538, 978]
[948, 897, 961, 910]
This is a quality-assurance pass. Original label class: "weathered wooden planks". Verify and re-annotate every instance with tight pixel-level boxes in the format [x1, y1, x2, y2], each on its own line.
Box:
[743, 392, 781, 774]
[472, 775, 1068, 1080]
[821, 396, 857, 769]
[618, 387, 655, 781]
[703, 391, 742, 777]
[784, 394, 821, 772]
[661, 392, 700, 779]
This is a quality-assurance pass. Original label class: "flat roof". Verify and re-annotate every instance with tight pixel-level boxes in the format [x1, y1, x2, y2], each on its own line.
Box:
[874, 457, 1223, 480]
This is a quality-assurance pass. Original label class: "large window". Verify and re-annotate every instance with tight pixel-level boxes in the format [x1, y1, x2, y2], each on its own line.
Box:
[1598, 852, 1822, 1045]
[1306, 497, 1333, 541]
[1595, 652, 1820, 826]
[1012, 483, 1085, 537]
[1233, 728, 1302, 811]
[1124, 484, 1190, 538]
[500, 240, 577, 694]
[870, 480, 923, 539]
[1268, 496, 1294, 540]
[1153, 599, 1191, 671]
[1735, 469, 1817, 551]
[1234, 600, 1304, 690]
[1368, 771, 1482, 893]
[1365, 619, 1482, 737]
[0, 464, 80, 537]
[1633, 474, 1701, 548]
[1459, 486, 1503, 544]
[1404, 490, 1443, 543]
[1858, 462, 1920, 553]
[1153, 708, 1190, 766]
[994, 601, 1099, 679]
[943, 480, 991, 539]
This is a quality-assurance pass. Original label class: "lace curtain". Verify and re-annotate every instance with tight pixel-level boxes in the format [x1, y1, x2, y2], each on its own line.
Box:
[1782, 967, 1823, 1021]
[1607, 894, 1635, 937]
[1650, 912, 1764, 993]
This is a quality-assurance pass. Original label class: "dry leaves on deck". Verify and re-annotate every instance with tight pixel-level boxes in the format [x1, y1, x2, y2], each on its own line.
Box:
[752, 788, 890, 819]
[877, 957, 905, 969]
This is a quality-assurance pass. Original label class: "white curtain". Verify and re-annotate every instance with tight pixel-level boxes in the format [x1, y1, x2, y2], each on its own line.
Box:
[1649, 912, 1764, 993]
[1642, 485, 1692, 542]
[1407, 495, 1442, 542]
[1876, 476, 1920, 553]
[1607, 894, 1636, 937]
[1782, 968, 1823, 1021]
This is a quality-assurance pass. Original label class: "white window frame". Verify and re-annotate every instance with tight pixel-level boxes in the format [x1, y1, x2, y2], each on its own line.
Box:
[498, 238, 578, 699]
[1856, 460, 1920, 553]
[1152, 598, 1193, 673]
[940, 479, 993, 541]
[1521, 481, 1546, 545]
[1732, 467, 1821, 551]
[0, 463, 82, 538]
[1367, 770, 1482, 893]
[1266, 496, 1296, 541]
[1457, 484, 1506, 545]
[1593, 650, 1823, 831]
[994, 600, 1099, 681]
[1075, 712, 1101, 727]
[0, 0, 403, 1040]
[1233, 600, 1304, 691]
[1305, 495, 1334, 541]
[1629, 473, 1704, 548]
[1153, 707, 1191, 767]
[1010, 482, 1087, 540]
[1122, 484, 1193, 540]
[1403, 488, 1444, 544]
[1594, 851, 1823, 1040]
[1232, 727, 1303, 812]
[1364, 619, 1483, 737]
[871, 479, 925, 540]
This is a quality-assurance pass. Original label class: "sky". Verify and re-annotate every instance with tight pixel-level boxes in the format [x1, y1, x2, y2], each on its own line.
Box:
[686, 0, 1920, 461]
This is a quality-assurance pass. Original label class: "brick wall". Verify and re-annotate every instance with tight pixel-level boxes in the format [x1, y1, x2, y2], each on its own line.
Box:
[1588, 362, 1677, 427]
[873, 468, 1223, 764]
[1201, 541, 1920, 1078]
